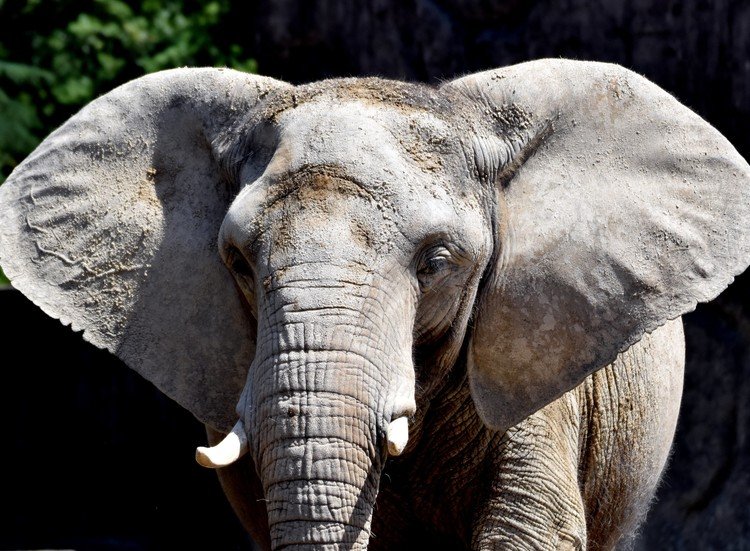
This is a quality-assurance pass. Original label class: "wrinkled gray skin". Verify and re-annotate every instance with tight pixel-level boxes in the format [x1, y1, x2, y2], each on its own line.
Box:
[1, 60, 749, 550]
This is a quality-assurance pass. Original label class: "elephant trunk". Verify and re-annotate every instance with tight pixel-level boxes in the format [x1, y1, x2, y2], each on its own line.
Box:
[226, 261, 416, 549]
[251, 349, 385, 550]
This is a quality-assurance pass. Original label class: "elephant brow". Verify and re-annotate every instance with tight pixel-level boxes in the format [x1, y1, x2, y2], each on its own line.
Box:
[264, 164, 393, 211]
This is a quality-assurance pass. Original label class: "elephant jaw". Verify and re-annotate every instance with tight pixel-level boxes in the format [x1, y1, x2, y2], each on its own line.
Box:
[195, 420, 249, 468]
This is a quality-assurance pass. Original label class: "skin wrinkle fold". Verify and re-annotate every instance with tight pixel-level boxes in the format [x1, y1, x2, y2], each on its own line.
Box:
[253, 308, 400, 370]
[260, 294, 403, 357]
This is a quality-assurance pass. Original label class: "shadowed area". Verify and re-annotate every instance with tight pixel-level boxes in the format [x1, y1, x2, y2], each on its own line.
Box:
[0, 289, 257, 551]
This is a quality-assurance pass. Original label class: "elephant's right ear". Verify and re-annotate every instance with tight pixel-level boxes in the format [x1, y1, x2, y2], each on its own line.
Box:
[0, 68, 290, 432]
[443, 60, 750, 433]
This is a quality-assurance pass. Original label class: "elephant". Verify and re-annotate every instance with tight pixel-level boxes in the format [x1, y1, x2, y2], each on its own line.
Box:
[1, 58, 749, 550]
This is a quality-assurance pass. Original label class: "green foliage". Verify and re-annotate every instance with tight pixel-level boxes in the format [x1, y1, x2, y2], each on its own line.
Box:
[0, 0, 257, 181]
[0, 0, 258, 286]
[0, 60, 51, 181]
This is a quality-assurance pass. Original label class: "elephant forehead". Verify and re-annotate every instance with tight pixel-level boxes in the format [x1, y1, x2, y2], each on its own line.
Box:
[258, 167, 410, 262]
[272, 100, 460, 186]
[222, 94, 490, 268]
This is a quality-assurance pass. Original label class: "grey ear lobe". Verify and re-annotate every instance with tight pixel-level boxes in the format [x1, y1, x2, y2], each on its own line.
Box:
[0, 68, 290, 432]
[442, 59, 750, 432]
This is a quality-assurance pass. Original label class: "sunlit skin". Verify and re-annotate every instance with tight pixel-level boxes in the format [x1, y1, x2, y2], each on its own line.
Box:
[2, 60, 749, 549]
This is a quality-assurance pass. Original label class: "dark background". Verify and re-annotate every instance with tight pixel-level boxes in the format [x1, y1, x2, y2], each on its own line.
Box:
[1, 1, 749, 549]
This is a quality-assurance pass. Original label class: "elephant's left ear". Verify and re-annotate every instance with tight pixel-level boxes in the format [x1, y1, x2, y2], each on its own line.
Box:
[0, 69, 290, 432]
[442, 59, 750, 432]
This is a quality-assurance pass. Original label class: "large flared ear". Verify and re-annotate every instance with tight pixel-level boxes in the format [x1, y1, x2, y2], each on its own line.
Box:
[442, 59, 750, 432]
[0, 68, 290, 432]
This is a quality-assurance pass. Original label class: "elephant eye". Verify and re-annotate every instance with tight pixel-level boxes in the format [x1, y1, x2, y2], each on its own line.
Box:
[226, 246, 254, 278]
[417, 246, 453, 289]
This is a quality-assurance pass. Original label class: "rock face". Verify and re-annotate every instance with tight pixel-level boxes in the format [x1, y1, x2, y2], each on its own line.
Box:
[0, 289, 258, 550]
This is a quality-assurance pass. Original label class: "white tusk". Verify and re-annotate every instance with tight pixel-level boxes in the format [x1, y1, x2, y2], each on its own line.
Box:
[386, 416, 409, 456]
[195, 420, 249, 468]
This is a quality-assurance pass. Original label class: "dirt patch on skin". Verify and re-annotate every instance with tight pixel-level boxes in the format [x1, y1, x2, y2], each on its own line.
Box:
[258, 79, 464, 177]
[258, 77, 453, 123]
[264, 164, 387, 211]
[392, 118, 454, 173]
[135, 167, 161, 210]
[350, 218, 375, 249]
[259, 164, 394, 253]
[492, 103, 533, 134]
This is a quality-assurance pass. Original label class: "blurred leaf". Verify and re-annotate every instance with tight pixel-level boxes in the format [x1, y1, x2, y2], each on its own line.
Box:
[0, 60, 53, 84]
[0, 87, 43, 178]
[0, 0, 258, 183]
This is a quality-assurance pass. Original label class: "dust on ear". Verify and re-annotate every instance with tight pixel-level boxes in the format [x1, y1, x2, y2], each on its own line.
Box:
[442, 59, 750, 431]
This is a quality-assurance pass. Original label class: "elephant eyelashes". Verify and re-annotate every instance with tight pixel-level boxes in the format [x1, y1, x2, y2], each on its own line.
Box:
[416, 245, 455, 291]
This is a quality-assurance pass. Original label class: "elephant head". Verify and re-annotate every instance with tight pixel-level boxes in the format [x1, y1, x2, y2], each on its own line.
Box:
[1, 60, 749, 549]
